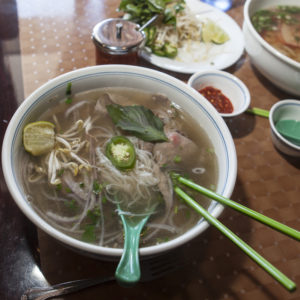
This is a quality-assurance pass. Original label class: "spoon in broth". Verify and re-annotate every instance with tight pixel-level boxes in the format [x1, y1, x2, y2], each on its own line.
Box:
[104, 135, 161, 286]
[114, 193, 159, 287]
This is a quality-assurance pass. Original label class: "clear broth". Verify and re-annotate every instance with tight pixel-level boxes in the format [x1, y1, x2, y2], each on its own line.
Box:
[22, 87, 218, 248]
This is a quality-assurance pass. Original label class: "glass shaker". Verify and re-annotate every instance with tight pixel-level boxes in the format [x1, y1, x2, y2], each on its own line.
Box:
[92, 18, 145, 65]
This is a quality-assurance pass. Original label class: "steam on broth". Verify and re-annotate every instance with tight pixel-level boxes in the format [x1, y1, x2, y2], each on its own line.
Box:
[22, 87, 218, 248]
[251, 5, 300, 63]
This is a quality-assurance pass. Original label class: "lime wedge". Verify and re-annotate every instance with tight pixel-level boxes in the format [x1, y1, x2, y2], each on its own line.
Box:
[202, 20, 229, 44]
[23, 121, 55, 156]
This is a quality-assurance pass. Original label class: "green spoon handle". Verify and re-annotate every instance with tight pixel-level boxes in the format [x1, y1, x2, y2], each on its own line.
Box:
[115, 215, 149, 286]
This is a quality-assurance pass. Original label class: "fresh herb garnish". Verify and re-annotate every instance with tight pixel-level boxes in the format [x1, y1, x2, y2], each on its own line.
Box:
[93, 181, 101, 195]
[156, 237, 170, 244]
[82, 225, 96, 243]
[81, 206, 102, 243]
[174, 205, 178, 214]
[118, 0, 185, 58]
[65, 97, 72, 104]
[57, 168, 64, 177]
[251, 9, 275, 33]
[87, 207, 101, 224]
[65, 82, 73, 104]
[66, 82, 72, 95]
[173, 155, 181, 163]
[55, 183, 62, 191]
[251, 6, 300, 33]
[65, 187, 72, 193]
[277, 5, 300, 14]
[119, 0, 168, 25]
[106, 104, 168, 142]
[64, 199, 77, 210]
[102, 196, 107, 204]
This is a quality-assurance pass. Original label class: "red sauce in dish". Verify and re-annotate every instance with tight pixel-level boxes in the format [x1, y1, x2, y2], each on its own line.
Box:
[198, 86, 234, 114]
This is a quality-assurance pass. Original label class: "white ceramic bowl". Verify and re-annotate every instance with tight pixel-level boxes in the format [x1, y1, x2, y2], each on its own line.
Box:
[188, 70, 250, 118]
[243, 0, 300, 96]
[269, 99, 300, 157]
[2, 65, 237, 258]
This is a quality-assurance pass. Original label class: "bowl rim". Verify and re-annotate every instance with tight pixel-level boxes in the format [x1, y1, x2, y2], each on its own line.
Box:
[2, 65, 237, 257]
[243, 0, 300, 69]
[269, 99, 300, 151]
[187, 70, 251, 118]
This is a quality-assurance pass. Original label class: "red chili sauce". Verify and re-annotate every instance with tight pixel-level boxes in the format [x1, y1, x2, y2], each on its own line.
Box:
[198, 86, 234, 114]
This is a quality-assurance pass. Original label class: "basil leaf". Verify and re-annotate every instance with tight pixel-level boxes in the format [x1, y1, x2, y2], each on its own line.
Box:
[87, 207, 101, 225]
[66, 82, 72, 95]
[119, 0, 131, 11]
[64, 199, 77, 210]
[106, 104, 168, 142]
[148, 0, 165, 10]
[93, 181, 101, 195]
[82, 225, 96, 243]
[126, 3, 142, 15]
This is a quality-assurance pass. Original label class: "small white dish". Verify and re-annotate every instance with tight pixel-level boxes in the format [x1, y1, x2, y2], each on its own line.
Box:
[187, 70, 251, 117]
[140, 0, 244, 74]
[269, 99, 300, 157]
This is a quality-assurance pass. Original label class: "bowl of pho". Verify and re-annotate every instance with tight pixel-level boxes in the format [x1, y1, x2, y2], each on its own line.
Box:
[2, 65, 237, 259]
[243, 0, 300, 96]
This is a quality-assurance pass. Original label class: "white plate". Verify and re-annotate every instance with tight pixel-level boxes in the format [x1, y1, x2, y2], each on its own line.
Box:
[140, 0, 244, 74]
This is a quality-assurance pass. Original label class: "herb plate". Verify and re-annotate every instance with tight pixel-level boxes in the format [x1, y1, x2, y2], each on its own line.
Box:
[139, 0, 244, 74]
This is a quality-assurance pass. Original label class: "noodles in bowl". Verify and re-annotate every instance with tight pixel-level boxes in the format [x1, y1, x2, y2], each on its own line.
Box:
[22, 87, 218, 248]
[251, 5, 300, 63]
[2, 65, 237, 258]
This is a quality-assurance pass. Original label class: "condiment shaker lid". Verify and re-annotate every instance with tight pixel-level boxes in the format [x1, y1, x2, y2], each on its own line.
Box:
[92, 18, 145, 55]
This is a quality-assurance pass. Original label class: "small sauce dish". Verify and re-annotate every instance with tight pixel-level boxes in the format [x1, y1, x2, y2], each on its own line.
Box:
[269, 99, 300, 157]
[187, 70, 251, 118]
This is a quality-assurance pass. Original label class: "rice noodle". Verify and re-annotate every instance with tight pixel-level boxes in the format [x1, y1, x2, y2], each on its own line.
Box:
[95, 143, 160, 205]
[46, 211, 80, 223]
[145, 223, 178, 234]
[65, 100, 90, 118]
[22, 88, 216, 248]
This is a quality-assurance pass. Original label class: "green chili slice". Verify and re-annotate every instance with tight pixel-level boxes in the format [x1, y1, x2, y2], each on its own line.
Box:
[105, 136, 136, 170]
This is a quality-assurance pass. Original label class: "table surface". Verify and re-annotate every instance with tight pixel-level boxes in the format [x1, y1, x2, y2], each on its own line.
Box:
[0, 0, 300, 299]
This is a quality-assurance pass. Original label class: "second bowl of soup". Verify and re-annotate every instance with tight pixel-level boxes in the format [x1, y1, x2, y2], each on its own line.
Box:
[243, 0, 300, 96]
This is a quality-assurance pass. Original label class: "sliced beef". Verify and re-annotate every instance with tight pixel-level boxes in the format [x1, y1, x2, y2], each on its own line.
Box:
[153, 131, 198, 166]
[279, 23, 300, 48]
[138, 139, 154, 153]
[95, 93, 114, 114]
[151, 94, 177, 124]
